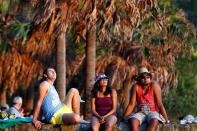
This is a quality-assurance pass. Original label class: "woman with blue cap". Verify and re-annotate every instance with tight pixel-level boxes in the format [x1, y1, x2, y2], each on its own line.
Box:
[91, 73, 117, 131]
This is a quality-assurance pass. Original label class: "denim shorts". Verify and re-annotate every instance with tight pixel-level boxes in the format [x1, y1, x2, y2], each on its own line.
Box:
[125, 111, 165, 125]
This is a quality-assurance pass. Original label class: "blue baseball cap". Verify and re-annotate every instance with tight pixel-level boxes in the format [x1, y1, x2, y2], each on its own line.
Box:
[95, 73, 108, 83]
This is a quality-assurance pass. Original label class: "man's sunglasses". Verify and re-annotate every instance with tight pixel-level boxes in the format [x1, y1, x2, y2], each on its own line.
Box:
[140, 75, 151, 79]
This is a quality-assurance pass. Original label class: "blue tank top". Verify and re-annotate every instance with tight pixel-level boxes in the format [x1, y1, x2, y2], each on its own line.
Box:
[41, 83, 62, 122]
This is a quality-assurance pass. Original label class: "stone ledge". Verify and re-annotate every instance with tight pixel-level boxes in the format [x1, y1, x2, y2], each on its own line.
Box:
[0, 122, 196, 131]
[119, 122, 197, 131]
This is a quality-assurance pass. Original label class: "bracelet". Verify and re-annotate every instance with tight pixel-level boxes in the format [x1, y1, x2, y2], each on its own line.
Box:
[166, 120, 170, 124]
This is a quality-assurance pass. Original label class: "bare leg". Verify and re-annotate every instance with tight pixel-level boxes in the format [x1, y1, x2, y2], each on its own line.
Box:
[91, 116, 101, 131]
[147, 119, 159, 131]
[62, 113, 80, 125]
[65, 88, 80, 115]
[105, 115, 117, 131]
[130, 118, 140, 131]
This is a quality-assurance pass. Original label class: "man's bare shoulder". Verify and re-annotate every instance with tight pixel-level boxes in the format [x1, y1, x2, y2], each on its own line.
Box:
[130, 83, 138, 92]
[38, 81, 49, 98]
[152, 81, 161, 91]
[152, 81, 160, 87]
[39, 81, 49, 89]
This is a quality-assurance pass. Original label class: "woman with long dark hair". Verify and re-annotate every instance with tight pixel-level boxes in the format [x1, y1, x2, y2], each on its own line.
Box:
[91, 73, 117, 131]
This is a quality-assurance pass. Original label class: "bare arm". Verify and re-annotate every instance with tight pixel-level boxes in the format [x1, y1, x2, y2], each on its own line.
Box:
[91, 97, 102, 119]
[123, 85, 137, 117]
[33, 81, 48, 129]
[103, 89, 117, 118]
[153, 82, 169, 122]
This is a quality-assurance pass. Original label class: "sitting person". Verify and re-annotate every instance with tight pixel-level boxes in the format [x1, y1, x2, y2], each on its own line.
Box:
[91, 73, 117, 131]
[9, 96, 24, 118]
[0, 104, 10, 119]
[33, 67, 80, 129]
[123, 67, 170, 131]
[0, 103, 9, 112]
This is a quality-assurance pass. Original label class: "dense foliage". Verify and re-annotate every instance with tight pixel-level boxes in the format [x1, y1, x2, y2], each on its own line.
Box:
[159, 0, 197, 120]
[173, 0, 197, 26]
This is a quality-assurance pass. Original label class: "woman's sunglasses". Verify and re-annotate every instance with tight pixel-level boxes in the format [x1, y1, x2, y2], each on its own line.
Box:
[100, 78, 108, 81]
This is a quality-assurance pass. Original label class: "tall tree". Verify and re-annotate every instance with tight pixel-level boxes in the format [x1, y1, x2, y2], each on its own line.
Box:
[85, 3, 96, 120]
[0, 88, 6, 104]
[55, 0, 78, 102]
[56, 32, 66, 101]
[33, 0, 78, 102]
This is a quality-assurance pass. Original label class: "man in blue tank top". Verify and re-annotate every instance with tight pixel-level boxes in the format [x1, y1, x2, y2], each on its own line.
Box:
[33, 68, 81, 129]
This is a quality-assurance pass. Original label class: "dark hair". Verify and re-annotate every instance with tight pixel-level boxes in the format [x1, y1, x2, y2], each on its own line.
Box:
[92, 79, 112, 98]
[39, 67, 49, 83]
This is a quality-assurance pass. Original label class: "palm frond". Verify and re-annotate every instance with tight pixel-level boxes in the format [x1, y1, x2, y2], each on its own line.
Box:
[33, 0, 55, 25]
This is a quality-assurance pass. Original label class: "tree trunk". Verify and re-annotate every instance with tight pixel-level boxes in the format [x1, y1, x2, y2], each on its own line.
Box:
[84, 26, 96, 120]
[26, 84, 35, 110]
[56, 32, 66, 102]
[0, 88, 7, 104]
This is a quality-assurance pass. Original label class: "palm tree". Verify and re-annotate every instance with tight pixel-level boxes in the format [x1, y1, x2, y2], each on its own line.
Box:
[55, 0, 79, 102]
[0, 88, 6, 104]
[33, 0, 79, 102]
[85, 6, 96, 119]
[56, 32, 66, 101]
